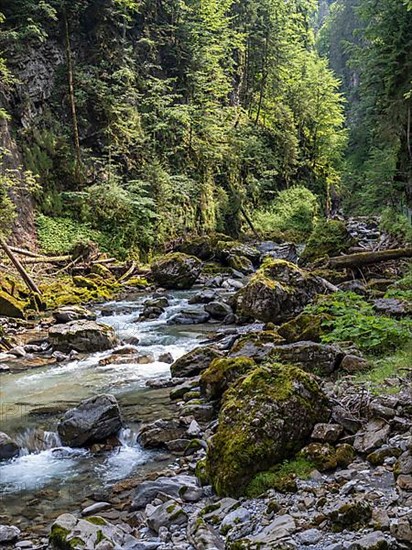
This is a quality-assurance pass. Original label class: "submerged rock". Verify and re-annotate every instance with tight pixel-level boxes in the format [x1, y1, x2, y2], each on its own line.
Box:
[151, 253, 202, 289]
[234, 259, 330, 323]
[206, 363, 329, 496]
[0, 432, 20, 460]
[49, 320, 118, 353]
[57, 394, 122, 447]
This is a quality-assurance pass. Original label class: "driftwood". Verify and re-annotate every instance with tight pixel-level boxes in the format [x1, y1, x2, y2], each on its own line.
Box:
[329, 248, 412, 269]
[0, 239, 42, 295]
[119, 261, 136, 282]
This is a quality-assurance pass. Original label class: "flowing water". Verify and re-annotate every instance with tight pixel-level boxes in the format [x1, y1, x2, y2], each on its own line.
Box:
[0, 290, 212, 531]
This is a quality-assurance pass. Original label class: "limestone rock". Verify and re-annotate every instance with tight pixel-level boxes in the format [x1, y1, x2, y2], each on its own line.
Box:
[49, 320, 118, 353]
[57, 394, 122, 447]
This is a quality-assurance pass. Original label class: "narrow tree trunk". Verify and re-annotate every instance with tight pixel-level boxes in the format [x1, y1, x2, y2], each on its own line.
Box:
[0, 239, 42, 295]
[255, 36, 268, 126]
[64, 10, 82, 176]
[241, 207, 260, 239]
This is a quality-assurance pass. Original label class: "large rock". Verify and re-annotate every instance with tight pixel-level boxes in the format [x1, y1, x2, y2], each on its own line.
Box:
[170, 346, 224, 378]
[234, 259, 330, 323]
[57, 394, 123, 447]
[0, 291, 24, 319]
[0, 524, 20, 544]
[229, 331, 284, 361]
[354, 419, 390, 453]
[49, 320, 118, 353]
[131, 475, 201, 510]
[206, 363, 329, 496]
[0, 432, 20, 460]
[49, 513, 140, 549]
[200, 357, 256, 401]
[138, 419, 186, 448]
[216, 241, 261, 265]
[187, 517, 225, 550]
[151, 253, 202, 289]
[204, 301, 233, 320]
[53, 305, 96, 324]
[146, 500, 188, 533]
[167, 309, 210, 325]
[268, 341, 344, 377]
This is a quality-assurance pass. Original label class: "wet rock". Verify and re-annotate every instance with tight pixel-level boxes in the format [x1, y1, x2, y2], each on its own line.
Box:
[9, 345, 26, 357]
[99, 351, 154, 366]
[57, 394, 122, 447]
[49, 320, 118, 353]
[204, 301, 233, 320]
[151, 253, 202, 290]
[167, 310, 210, 325]
[189, 290, 217, 305]
[187, 517, 225, 550]
[0, 432, 20, 460]
[146, 500, 188, 533]
[144, 297, 170, 309]
[311, 423, 343, 443]
[158, 352, 174, 364]
[131, 475, 200, 510]
[170, 346, 223, 378]
[354, 419, 390, 453]
[0, 524, 20, 543]
[138, 306, 165, 321]
[138, 419, 186, 449]
[53, 305, 96, 324]
[206, 363, 329, 496]
[170, 378, 200, 400]
[234, 259, 330, 323]
[229, 331, 284, 361]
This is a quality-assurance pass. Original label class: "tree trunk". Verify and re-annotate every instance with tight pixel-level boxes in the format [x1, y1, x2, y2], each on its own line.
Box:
[328, 248, 412, 269]
[0, 239, 42, 295]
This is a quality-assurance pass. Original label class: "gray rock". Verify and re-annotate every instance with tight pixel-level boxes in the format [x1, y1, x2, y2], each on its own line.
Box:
[390, 513, 412, 543]
[187, 517, 225, 550]
[167, 310, 210, 325]
[0, 432, 20, 460]
[348, 531, 389, 549]
[340, 355, 370, 373]
[57, 394, 122, 447]
[170, 346, 223, 378]
[49, 320, 118, 353]
[298, 529, 323, 545]
[189, 290, 217, 305]
[204, 301, 233, 320]
[311, 423, 343, 443]
[250, 514, 296, 545]
[269, 341, 344, 377]
[151, 254, 202, 290]
[138, 419, 186, 449]
[146, 500, 188, 533]
[131, 475, 200, 510]
[180, 403, 215, 422]
[53, 305, 96, 324]
[0, 524, 20, 544]
[220, 507, 251, 533]
[354, 419, 390, 453]
[187, 419, 201, 437]
[158, 352, 174, 364]
[373, 298, 411, 318]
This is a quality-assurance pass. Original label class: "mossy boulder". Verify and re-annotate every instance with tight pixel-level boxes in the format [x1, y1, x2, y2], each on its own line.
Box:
[151, 253, 202, 290]
[302, 219, 353, 263]
[206, 363, 330, 496]
[216, 241, 261, 265]
[228, 255, 255, 275]
[176, 235, 215, 261]
[298, 443, 354, 471]
[200, 357, 256, 401]
[268, 341, 344, 377]
[0, 291, 25, 319]
[49, 320, 118, 353]
[170, 346, 224, 378]
[234, 259, 329, 323]
[278, 312, 329, 343]
[229, 331, 285, 362]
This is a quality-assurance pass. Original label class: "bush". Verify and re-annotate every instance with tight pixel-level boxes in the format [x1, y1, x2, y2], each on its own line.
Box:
[306, 292, 412, 355]
[301, 218, 351, 262]
[36, 214, 107, 255]
[380, 208, 412, 245]
[252, 186, 319, 240]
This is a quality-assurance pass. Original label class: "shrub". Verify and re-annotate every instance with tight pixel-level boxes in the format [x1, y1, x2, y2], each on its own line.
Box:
[252, 186, 319, 240]
[380, 208, 412, 245]
[301, 218, 352, 262]
[306, 292, 412, 355]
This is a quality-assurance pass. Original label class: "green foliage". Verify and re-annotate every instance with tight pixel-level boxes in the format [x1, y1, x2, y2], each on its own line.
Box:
[36, 214, 106, 255]
[306, 292, 412, 354]
[380, 208, 412, 245]
[245, 458, 315, 497]
[302, 218, 351, 261]
[252, 186, 319, 240]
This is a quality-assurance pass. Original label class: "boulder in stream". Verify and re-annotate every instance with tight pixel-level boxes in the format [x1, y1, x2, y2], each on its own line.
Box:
[151, 253, 202, 289]
[170, 346, 224, 378]
[57, 394, 123, 447]
[49, 320, 118, 353]
[0, 432, 20, 460]
[53, 305, 96, 324]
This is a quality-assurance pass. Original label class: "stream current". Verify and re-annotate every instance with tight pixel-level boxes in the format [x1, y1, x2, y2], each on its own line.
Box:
[0, 290, 211, 531]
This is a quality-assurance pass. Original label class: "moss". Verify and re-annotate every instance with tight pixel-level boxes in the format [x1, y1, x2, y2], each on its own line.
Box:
[228, 255, 254, 274]
[302, 219, 353, 262]
[329, 501, 372, 532]
[278, 312, 329, 343]
[124, 276, 149, 288]
[49, 526, 85, 549]
[230, 331, 284, 354]
[299, 443, 354, 472]
[40, 275, 119, 309]
[195, 458, 210, 486]
[205, 362, 329, 496]
[367, 447, 402, 466]
[0, 290, 26, 318]
[200, 356, 256, 400]
[90, 263, 115, 279]
[85, 517, 107, 526]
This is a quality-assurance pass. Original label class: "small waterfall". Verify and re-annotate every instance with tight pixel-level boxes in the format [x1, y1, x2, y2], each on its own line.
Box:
[117, 427, 137, 448]
[15, 428, 61, 455]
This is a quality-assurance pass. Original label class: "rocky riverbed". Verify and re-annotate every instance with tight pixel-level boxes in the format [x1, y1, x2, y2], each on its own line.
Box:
[0, 220, 411, 550]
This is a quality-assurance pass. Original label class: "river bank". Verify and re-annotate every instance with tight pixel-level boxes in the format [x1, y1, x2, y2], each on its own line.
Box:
[0, 219, 411, 549]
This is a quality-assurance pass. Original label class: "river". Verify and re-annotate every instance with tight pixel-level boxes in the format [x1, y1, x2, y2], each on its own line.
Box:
[0, 290, 212, 533]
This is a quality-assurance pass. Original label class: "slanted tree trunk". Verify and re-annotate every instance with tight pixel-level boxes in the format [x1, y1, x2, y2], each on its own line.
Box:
[0, 238, 42, 295]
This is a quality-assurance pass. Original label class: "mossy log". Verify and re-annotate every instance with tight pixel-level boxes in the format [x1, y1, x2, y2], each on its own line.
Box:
[328, 248, 412, 269]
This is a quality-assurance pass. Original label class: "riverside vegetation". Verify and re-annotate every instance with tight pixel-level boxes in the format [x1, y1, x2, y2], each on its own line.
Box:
[0, 0, 411, 549]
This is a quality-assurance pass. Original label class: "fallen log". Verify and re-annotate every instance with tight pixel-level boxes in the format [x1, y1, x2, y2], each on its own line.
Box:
[19, 255, 72, 264]
[0, 239, 42, 295]
[9, 246, 43, 258]
[328, 248, 412, 269]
